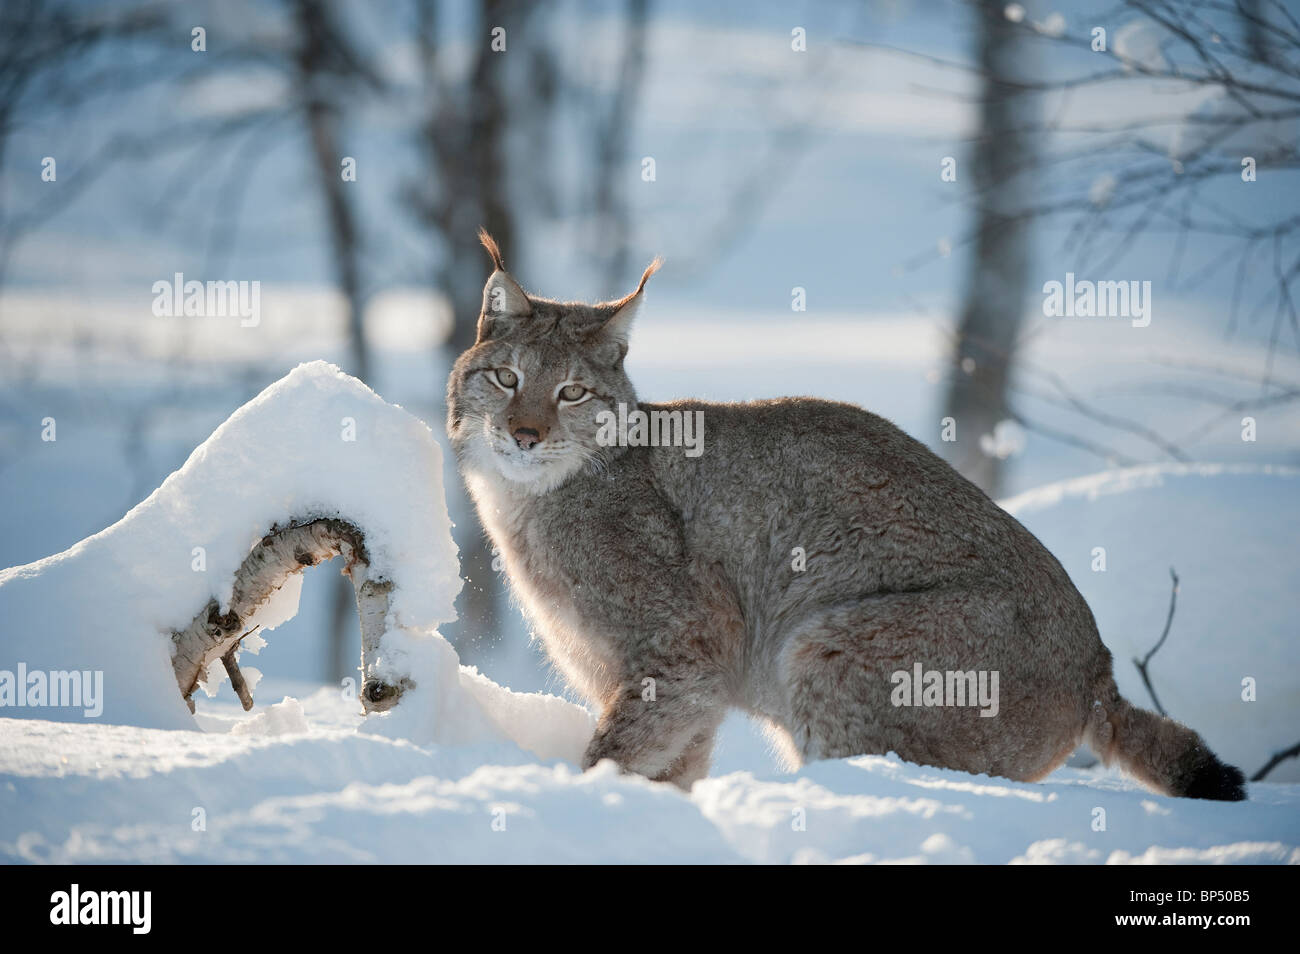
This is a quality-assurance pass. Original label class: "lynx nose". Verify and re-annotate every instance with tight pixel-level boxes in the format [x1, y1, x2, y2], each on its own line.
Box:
[512, 427, 542, 450]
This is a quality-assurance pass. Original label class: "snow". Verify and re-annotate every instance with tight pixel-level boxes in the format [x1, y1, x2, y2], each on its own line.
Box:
[1, 366, 1297, 864]
[229, 696, 308, 737]
[2, 697, 1296, 863]
[358, 627, 594, 763]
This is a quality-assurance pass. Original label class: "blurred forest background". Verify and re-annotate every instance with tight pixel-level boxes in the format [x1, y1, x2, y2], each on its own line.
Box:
[1, 0, 1297, 695]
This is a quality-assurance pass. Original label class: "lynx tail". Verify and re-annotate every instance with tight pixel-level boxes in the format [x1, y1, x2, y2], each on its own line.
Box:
[1085, 679, 1246, 801]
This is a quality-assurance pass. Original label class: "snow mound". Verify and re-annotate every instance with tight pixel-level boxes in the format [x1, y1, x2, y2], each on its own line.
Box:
[229, 696, 309, 737]
[358, 628, 594, 763]
[0, 361, 464, 728]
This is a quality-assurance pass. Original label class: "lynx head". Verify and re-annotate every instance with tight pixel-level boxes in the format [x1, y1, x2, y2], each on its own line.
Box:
[447, 229, 662, 493]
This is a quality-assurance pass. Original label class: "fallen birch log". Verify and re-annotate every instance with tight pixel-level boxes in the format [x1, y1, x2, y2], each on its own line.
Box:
[169, 516, 410, 715]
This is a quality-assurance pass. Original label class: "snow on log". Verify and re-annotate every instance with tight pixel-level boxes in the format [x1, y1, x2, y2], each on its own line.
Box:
[0, 362, 460, 729]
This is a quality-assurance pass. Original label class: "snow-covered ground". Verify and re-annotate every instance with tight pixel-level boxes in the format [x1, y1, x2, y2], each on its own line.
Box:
[1, 364, 1296, 864]
[3, 690, 1296, 864]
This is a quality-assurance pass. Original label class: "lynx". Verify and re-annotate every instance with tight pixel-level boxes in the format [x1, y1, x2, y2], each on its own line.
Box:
[446, 230, 1246, 800]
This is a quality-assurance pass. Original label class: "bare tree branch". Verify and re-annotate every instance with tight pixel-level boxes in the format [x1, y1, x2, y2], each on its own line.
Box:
[1133, 567, 1179, 717]
[1252, 739, 1300, 780]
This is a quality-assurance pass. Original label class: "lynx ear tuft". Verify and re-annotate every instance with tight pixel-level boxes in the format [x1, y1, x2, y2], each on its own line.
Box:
[475, 230, 531, 342]
[475, 231, 530, 343]
[478, 227, 506, 272]
[628, 256, 663, 300]
[599, 256, 663, 351]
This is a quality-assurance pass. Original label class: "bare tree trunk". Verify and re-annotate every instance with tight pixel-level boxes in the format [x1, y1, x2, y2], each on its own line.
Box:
[1239, 0, 1272, 65]
[291, 0, 373, 682]
[305, 95, 369, 679]
[413, 0, 533, 660]
[442, 0, 516, 354]
[942, 1, 1039, 496]
[591, 0, 650, 297]
[305, 103, 367, 380]
[294, 0, 369, 383]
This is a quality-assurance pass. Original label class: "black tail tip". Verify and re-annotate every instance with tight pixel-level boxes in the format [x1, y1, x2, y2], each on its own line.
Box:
[1183, 758, 1248, 801]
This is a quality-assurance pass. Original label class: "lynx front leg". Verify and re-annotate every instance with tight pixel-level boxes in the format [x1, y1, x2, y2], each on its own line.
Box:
[581, 673, 726, 786]
[653, 730, 717, 790]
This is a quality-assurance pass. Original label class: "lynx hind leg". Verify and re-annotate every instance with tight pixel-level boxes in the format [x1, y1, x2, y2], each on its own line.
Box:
[778, 590, 1087, 782]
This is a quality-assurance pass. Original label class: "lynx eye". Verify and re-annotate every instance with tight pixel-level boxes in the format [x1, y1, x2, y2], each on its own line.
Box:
[493, 368, 518, 389]
[558, 384, 588, 403]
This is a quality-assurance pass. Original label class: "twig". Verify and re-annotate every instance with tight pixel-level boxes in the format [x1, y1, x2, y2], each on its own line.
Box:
[1252, 740, 1300, 781]
[1133, 567, 1179, 717]
[221, 640, 256, 712]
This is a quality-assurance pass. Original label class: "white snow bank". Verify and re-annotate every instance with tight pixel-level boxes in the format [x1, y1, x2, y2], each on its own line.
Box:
[1002, 464, 1300, 782]
[1, 692, 1295, 863]
[0, 361, 461, 729]
[359, 628, 594, 763]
